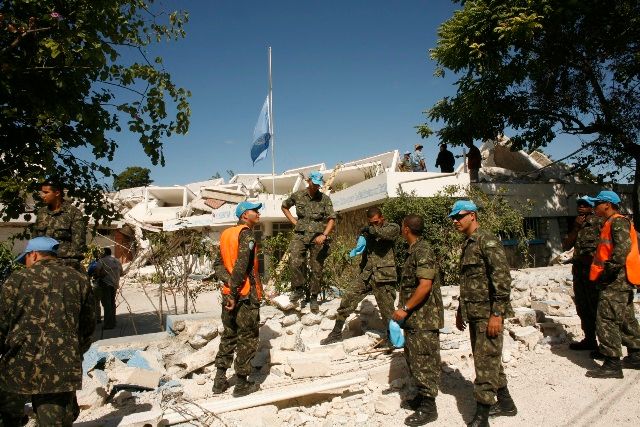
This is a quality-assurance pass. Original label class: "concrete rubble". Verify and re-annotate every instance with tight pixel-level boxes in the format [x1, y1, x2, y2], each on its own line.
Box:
[73, 264, 640, 426]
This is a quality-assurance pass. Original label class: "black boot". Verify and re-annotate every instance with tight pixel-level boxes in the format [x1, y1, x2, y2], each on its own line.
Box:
[212, 368, 229, 394]
[622, 348, 640, 369]
[488, 387, 517, 417]
[586, 357, 624, 378]
[590, 349, 605, 360]
[310, 294, 320, 313]
[405, 396, 437, 426]
[233, 375, 260, 397]
[569, 338, 598, 351]
[320, 320, 345, 345]
[467, 402, 491, 427]
[401, 395, 423, 411]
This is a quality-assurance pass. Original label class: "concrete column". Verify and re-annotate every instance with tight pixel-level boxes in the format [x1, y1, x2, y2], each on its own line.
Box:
[545, 218, 563, 261]
[262, 221, 274, 279]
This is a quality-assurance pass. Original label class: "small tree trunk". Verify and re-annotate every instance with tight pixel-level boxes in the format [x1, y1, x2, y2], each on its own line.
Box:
[634, 154, 640, 229]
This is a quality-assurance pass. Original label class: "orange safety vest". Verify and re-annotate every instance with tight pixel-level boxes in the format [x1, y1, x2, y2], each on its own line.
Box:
[219, 224, 262, 299]
[589, 213, 640, 286]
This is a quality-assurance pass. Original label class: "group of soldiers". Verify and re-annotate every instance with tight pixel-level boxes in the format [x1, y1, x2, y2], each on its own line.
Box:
[213, 173, 640, 427]
[2, 174, 640, 427]
[0, 180, 123, 426]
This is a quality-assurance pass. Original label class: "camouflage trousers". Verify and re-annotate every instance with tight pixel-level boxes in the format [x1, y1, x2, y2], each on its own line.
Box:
[596, 287, 640, 358]
[336, 278, 396, 330]
[0, 389, 78, 427]
[572, 261, 599, 343]
[215, 299, 260, 376]
[469, 319, 507, 405]
[404, 329, 441, 398]
[288, 233, 329, 296]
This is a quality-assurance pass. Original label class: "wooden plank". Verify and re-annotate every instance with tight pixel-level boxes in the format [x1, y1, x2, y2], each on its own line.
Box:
[159, 375, 367, 426]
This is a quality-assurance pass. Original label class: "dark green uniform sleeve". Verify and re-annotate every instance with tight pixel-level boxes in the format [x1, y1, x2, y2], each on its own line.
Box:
[0, 273, 22, 355]
[367, 222, 400, 241]
[481, 234, 512, 315]
[213, 245, 232, 285]
[414, 244, 437, 281]
[282, 192, 298, 209]
[68, 208, 87, 259]
[604, 217, 631, 280]
[229, 229, 255, 298]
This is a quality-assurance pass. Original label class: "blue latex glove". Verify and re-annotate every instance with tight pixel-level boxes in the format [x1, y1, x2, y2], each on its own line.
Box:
[348, 235, 367, 258]
[388, 319, 405, 348]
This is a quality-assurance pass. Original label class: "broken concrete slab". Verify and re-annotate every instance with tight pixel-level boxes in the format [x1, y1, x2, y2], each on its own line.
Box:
[174, 337, 220, 379]
[165, 312, 218, 336]
[342, 334, 377, 353]
[510, 326, 542, 350]
[281, 314, 299, 327]
[272, 295, 295, 311]
[368, 357, 409, 385]
[301, 312, 322, 326]
[374, 394, 400, 415]
[513, 307, 537, 327]
[289, 354, 332, 379]
[126, 350, 164, 372]
[111, 366, 161, 390]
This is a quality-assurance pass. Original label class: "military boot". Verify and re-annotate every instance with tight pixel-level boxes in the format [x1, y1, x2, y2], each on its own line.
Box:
[320, 320, 345, 345]
[309, 294, 320, 313]
[586, 357, 624, 378]
[404, 396, 438, 426]
[233, 375, 260, 397]
[289, 289, 305, 306]
[488, 387, 517, 417]
[467, 402, 491, 427]
[569, 338, 598, 351]
[589, 349, 605, 360]
[622, 349, 640, 369]
[212, 368, 229, 394]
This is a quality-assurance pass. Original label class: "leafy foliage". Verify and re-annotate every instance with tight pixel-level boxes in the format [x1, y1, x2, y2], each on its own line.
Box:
[113, 166, 153, 190]
[0, 1, 191, 224]
[420, 0, 640, 222]
[381, 186, 530, 286]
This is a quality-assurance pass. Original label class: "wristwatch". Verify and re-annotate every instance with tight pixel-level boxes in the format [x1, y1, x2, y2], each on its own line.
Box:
[402, 304, 411, 312]
[492, 310, 502, 317]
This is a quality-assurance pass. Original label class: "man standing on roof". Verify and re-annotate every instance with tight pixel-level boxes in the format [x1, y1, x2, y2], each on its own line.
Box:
[584, 190, 640, 378]
[451, 200, 516, 427]
[435, 143, 455, 173]
[212, 201, 263, 397]
[0, 237, 95, 426]
[320, 207, 399, 346]
[281, 171, 336, 313]
[34, 179, 87, 272]
[398, 151, 413, 171]
[464, 138, 481, 183]
[412, 144, 427, 172]
[562, 196, 603, 352]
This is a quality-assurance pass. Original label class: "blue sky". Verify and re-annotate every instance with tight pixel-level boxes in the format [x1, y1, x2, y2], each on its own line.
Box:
[102, 1, 586, 186]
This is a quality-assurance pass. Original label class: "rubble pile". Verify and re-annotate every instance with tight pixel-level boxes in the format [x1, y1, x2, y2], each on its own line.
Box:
[74, 264, 640, 426]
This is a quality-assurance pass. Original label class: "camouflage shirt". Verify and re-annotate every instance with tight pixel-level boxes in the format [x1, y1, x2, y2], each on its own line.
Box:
[399, 238, 444, 331]
[598, 215, 633, 291]
[34, 200, 87, 260]
[213, 222, 259, 301]
[573, 214, 604, 261]
[458, 227, 513, 322]
[0, 258, 95, 394]
[282, 189, 336, 235]
[360, 222, 400, 283]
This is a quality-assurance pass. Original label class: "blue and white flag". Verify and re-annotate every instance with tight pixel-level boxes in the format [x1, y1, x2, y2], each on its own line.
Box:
[250, 96, 271, 165]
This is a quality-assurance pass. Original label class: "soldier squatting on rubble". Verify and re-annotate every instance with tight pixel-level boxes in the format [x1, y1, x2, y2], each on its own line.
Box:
[0, 237, 95, 427]
[320, 207, 400, 346]
[281, 171, 336, 313]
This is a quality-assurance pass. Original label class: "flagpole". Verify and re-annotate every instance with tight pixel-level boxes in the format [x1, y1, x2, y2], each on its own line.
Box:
[268, 47, 276, 200]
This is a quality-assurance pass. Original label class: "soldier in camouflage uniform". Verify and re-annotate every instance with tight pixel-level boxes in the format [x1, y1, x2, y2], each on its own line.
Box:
[320, 207, 399, 345]
[34, 180, 87, 272]
[392, 214, 443, 426]
[451, 200, 516, 427]
[584, 191, 640, 378]
[281, 171, 336, 313]
[0, 237, 95, 427]
[562, 196, 603, 351]
[213, 201, 263, 397]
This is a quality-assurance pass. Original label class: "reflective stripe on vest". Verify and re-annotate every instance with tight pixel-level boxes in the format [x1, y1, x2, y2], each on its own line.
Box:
[589, 213, 640, 286]
[219, 224, 262, 299]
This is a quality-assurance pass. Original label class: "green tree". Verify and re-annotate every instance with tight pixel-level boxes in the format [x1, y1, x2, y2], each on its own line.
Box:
[113, 166, 153, 190]
[0, 1, 191, 223]
[419, 0, 640, 225]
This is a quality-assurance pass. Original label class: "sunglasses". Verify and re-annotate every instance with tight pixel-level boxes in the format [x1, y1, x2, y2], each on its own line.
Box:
[451, 212, 472, 221]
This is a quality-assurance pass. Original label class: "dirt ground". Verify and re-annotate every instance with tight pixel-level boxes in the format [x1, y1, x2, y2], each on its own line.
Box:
[92, 275, 640, 427]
